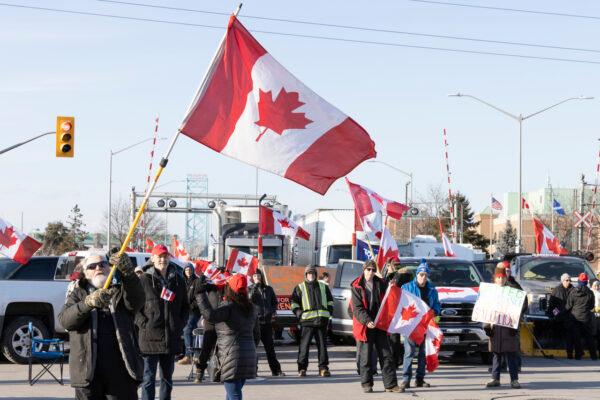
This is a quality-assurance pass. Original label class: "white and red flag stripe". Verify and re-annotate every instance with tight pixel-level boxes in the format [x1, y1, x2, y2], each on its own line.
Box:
[521, 197, 531, 212]
[533, 217, 567, 255]
[375, 227, 399, 269]
[374, 285, 434, 345]
[179, 16, 376, 195]
[0, 217, 41, 265]
[259, 206, 310, 240]
[425, 319, 443, 373]
[438, 219, 455, 257]
[226, 248, 259, 279]
[171, 236, 190, 260]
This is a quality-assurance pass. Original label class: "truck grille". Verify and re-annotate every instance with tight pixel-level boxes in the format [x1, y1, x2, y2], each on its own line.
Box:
[440, 302, 474, 323]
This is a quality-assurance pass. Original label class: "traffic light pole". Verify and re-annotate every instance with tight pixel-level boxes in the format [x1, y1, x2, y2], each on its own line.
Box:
[0, 131, 54, 155]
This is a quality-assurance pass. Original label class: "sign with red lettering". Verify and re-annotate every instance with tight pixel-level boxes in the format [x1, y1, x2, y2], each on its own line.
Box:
[277, 295, 292, 311]
[471, 282, 526, 329]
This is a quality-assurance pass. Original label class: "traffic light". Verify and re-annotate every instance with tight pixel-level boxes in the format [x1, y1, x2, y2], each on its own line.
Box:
[56, 116, 74, 157]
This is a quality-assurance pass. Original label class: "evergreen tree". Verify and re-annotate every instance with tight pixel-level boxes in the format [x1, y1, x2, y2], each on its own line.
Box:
[497, 220, 517, 256]
[440, 192, 489, 251]
[39, 221, 75, 255]
[67, 204, 87, 249]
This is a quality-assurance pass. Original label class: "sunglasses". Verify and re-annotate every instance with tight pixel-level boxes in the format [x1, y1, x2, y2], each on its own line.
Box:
[365, 268, 376, 272]
[86, 262, 108, 270]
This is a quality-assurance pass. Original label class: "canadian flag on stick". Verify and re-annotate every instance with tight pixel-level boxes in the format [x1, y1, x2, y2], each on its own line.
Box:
[226, 248, 259, 279]
[179, 16, 376, 195]
[145, 238, 155, 252]
[259, 206, 310, 240]
[0, 217, 42, 265]
[171, 236, 190, 260]
[425, 319, 444, 373]
[533, 217, 567, 255]
[438, 219, 455, 257]
[374, 285, 434, 345]
[375, 227, 399, 269]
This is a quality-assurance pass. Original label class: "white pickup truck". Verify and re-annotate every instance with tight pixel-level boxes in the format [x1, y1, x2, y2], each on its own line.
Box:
[0, 251, 189, 364]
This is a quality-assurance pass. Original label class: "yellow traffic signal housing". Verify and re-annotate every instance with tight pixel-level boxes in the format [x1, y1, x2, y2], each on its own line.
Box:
[56, 116, 74, 157]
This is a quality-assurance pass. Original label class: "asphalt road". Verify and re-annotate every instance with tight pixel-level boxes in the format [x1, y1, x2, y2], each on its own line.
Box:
[1, 344, 599, 400]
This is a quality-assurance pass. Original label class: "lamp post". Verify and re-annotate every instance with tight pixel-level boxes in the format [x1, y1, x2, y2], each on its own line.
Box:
[449, 93, 593, 252]
[108, 137, 166, 249]
[367, 160, 414, 240]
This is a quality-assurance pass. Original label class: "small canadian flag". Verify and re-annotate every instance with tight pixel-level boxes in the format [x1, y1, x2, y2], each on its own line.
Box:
[160, 287, 175, 302]
[0, 217, 42, 265]
[226, 248, 258, 279]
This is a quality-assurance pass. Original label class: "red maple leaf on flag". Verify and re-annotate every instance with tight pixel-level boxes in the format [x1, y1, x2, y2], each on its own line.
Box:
[432, 335, 442, 350]
[0, 226, 17, 249]
[277, 218, 292, 229]
[401, 303, 419, 321]
[255, 88, 312, 142]
[237, 257, 249, 268]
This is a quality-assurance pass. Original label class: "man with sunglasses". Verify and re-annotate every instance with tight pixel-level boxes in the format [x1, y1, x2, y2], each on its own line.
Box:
[59, 252, 145, 400]
[351, 260, 401, 393]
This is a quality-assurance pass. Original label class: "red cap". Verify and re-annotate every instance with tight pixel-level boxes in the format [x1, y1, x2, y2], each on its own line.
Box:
[151, 244, 169, 256]
[228, 274, 248, 293]
[578, 272, 588, 282]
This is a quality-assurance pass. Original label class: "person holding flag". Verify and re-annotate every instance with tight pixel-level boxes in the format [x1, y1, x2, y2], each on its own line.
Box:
[351, 260, 402, 393]
[136, 244, 189, 400]
[400, 259, 440, 390]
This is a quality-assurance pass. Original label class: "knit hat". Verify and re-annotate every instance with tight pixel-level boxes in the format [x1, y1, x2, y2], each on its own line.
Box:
[578, 272, 588, 285]
[497, 260, 510, 271]
[560, 273, 571, 282]
[305, 265, 317, 276]
[494, 266, 507, 278]
[228, 274, 248, 294]
[416, 259, 430, 275]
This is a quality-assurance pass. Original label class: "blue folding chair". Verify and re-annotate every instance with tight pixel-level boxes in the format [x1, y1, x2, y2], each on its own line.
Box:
[27, 322, 65, 385]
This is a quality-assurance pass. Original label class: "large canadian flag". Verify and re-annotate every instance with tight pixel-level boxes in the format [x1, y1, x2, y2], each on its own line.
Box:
[533, 217, 567, 255]
[179, 16, 376, 195]
[259, 206, 310, 240]
[376, 227, 399, 269]
[0, 217, 42, 265]
[226, 248, 259, 280]
[374, 285, 435, 345]
[346, 178, 409, 239]
[424, 319, 444, 373]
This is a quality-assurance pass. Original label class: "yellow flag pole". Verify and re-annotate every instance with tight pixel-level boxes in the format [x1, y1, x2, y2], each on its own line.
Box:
[103, 3, 243, 289]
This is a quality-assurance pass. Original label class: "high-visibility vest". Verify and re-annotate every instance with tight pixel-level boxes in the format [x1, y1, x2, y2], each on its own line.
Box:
[292, 281, 333, 321]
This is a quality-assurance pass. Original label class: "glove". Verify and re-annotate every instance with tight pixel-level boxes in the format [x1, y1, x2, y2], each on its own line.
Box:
[110, 253, 134, 276]
[85, 288, 114, 309]
[434, 316, 441, 324]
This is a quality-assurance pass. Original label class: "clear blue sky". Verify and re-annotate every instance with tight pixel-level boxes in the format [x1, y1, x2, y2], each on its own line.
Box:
[1, 0, 599, 238]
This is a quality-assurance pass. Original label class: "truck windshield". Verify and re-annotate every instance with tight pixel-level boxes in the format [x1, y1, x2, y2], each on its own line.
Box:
[327, 245, 352, 265]
[0, 259, 20, 280]
[520, 258, 593, 281]
[228, 246, 282, 264]
[401, 261, 481, 287]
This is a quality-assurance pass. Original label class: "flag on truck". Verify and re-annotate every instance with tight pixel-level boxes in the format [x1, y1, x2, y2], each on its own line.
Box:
[533, 217, 567, 255]
[375, 227, 399, 269]
[226, 248, 258, 282]
[374, 285, 434, 345]
[259, 206, 310, 240]
[179, 16, 376, 195]
[0, 217, 42, 265]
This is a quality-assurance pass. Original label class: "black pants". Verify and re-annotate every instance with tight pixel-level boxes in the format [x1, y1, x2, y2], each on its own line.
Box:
[297, 325, 328, 371]
[75, 370, 138, 400]
[357, 329, 397, 389]
[560, 320, 576, 357]
[491, 351, 518, 382]
[197, 328, 218, 370]
[389, 333, 403, 368]
[572, 320, 598, 359]
[258, 323, 282, 374]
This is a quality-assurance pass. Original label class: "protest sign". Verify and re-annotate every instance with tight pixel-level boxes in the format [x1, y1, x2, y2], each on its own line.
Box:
[471, 282, 526, 329]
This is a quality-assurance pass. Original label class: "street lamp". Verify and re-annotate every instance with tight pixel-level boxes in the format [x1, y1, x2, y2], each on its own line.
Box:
[108, 137, 166, 249]
[367, 160, 414, 240]
[448, 93, 593, 252]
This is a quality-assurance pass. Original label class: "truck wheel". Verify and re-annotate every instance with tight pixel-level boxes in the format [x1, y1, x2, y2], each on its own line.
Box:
[1, 317, 50, 364]
[480, 351, 492, 365]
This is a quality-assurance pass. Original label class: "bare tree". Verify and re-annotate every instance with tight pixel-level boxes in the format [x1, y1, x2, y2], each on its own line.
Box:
[102, 197, 166, 249]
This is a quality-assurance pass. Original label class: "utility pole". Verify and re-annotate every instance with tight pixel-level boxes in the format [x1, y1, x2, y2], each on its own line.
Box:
[578, 174, 586, 250]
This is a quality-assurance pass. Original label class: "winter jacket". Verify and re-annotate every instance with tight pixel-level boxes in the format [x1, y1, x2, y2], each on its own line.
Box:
[547, 284, 573, 321]
[249, 282, 278, 325]
[136, 264, 189, 355]
[58, 272, 145, 388]
[290, 279, 334, 328]
[350, 274, 386, 342]
[566, 285, 595, 324]
[402, 279, 441, 316]
[184, 267, 199, 313]
[197, 292, 259, 382]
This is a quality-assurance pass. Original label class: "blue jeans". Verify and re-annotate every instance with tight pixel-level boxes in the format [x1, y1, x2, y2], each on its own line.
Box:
[183, 311, 200, 357]
[402, 337, 426, 384]
[224, 379, 246, 400]
[142, 354, 175, 400]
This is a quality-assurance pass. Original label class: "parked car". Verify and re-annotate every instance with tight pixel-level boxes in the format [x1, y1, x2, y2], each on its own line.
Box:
[331, 257, 490, 363]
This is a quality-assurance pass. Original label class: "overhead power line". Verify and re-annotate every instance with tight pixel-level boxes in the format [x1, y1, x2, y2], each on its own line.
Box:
[407, 0, 600, 21]
[95, 0, 600, 54]
[1, 2, 600, 65]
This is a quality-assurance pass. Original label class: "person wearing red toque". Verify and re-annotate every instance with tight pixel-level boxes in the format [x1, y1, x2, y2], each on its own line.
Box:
[196, 273, 259, 400]
[566, 273, 598, 360]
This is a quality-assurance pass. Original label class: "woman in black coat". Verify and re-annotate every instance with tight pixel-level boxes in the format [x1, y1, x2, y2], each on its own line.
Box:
[197, 274, 258, 400]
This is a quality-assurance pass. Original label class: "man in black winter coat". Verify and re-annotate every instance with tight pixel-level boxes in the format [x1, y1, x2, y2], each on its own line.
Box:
[548, 273, 575, 358]
[137, 245, 189, 400]
[250, 269, 284, 376]
[59, 253, 145, 400]
[566, 273, 598, 360]
[178, 264, 200, 366]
